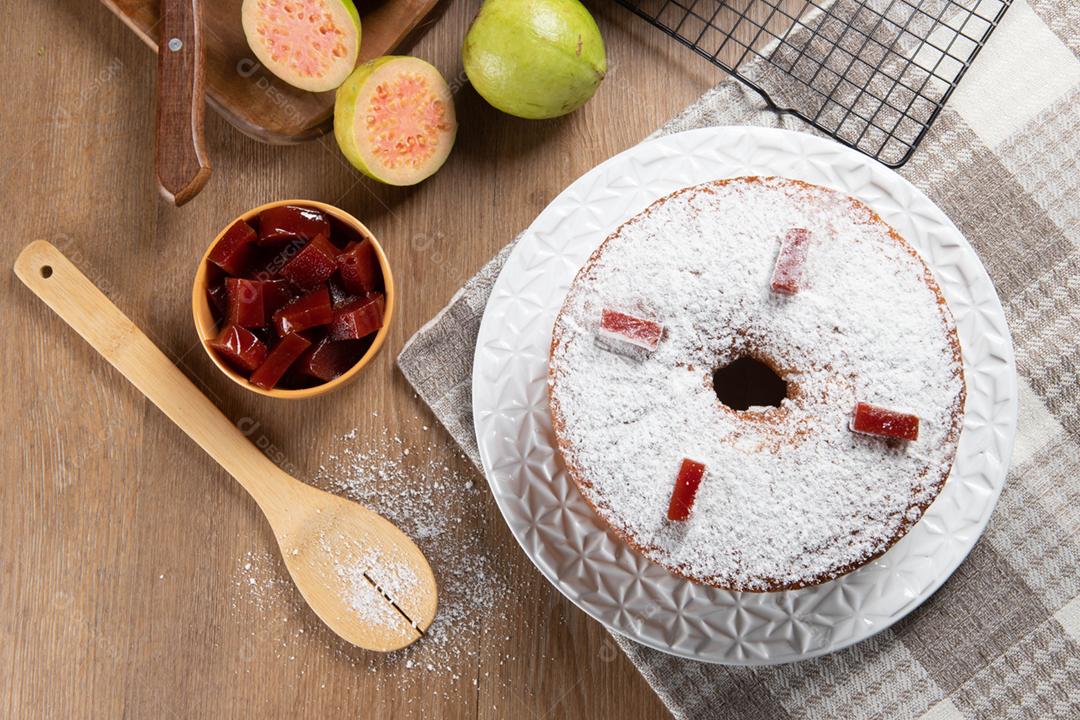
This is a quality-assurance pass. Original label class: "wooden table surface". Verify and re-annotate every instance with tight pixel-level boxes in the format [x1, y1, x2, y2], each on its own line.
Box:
[0, 1, 729, 717]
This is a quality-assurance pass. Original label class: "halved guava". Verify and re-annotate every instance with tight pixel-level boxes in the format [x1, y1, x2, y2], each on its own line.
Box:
[334, 56, 458, 186]
[241, 0, 361, 93]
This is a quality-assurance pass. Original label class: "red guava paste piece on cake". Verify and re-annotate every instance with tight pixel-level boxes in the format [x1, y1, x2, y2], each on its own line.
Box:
[249, 332, 312, 390]
[279, 232, 339, 289]
[208, 220, 258, 275]
[599, 309, 663, 351]
[208, 324, 268, 373]
[295, 336, 367, 381]
[770, 228, 811, 295]
[337, 239, 381, 294]
[272, 285, 333, 336]
[257, 205, 331, 246]
[667, 459, 706, 521]
[850, 402, 920, 441]
[329, 293, 385, 340]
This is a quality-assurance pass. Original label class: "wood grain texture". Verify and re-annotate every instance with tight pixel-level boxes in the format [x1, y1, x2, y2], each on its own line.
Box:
[0, 0, 797, 717]
[101, 0, 443, 143]
[155, 0, 211, 204]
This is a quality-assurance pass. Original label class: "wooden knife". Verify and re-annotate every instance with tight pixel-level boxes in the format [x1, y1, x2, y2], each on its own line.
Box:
[155, 0, 211, 206]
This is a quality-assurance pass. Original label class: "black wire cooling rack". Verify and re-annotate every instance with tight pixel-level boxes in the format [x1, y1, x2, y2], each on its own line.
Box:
[614, 0, 1012, 166]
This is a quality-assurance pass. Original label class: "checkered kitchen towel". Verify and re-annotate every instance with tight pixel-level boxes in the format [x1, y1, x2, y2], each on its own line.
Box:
[398, 1, 1080, 717]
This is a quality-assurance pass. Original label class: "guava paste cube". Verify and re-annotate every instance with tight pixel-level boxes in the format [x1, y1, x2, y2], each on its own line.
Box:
[208, 324, 268, 373]
[327, 275, 361, 309]
[258, 205, 331, 246]
[206, 284, 228, 324]
[248, 325, 277, 348]
[262, 279, 297, 315]
[208, 220, 258, 276]
[770, 228, 811, 295]
[296, 336, 366, 381]
[667, 459, 706, 521]
[280, 232, 339, 289]
[249, 332, 312, 390]
[272, 285, 333, 336]
[337, 239, 381, 294]
[850, 402, 920, 441]
[599, 309, 663, 351]
[205, 264, 227, 322]
[225, 278, 271, 328]
[246, 238, 306, 280]
[329, 293, 385, 341]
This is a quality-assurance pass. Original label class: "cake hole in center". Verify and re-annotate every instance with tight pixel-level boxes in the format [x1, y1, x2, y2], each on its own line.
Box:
[712, 356, 787, 411]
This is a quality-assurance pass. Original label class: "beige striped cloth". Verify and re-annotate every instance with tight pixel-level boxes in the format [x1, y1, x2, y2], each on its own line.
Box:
[398, 1, 1080, 716]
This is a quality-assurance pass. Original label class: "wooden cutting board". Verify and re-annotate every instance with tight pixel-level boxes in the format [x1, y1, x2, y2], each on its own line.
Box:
[101, 0, 443, 144]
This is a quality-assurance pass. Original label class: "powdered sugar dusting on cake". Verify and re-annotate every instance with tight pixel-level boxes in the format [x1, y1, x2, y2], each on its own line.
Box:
[549, 177, 965, 591]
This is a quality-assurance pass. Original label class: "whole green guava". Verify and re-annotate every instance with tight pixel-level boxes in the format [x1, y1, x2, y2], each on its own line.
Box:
[462, 0, 607, 120]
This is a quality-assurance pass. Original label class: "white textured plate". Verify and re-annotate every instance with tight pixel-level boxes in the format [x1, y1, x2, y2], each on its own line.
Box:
[472, 127, 1017, 665]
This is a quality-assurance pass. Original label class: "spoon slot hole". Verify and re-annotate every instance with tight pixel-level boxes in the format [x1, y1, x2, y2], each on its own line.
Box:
[40, 265, 53, 279]
[363, 570, 423, 634]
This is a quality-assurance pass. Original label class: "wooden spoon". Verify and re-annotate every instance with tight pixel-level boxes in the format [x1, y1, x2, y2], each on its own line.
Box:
[156, 0, 211, 205]
[14, 241, 436, 651]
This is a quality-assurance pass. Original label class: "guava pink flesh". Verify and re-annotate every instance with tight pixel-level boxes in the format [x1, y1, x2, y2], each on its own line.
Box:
[255, 0, 349, 79]
[362, 73, 451, 170]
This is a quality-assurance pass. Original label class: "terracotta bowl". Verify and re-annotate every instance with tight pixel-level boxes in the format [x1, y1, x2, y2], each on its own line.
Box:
[192, 199, 394, 399]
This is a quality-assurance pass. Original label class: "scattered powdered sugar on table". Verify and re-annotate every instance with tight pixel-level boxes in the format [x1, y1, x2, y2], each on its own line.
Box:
[318, 428, 511, 660]
[231, 417, 513, 691]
